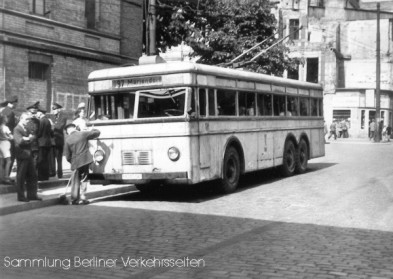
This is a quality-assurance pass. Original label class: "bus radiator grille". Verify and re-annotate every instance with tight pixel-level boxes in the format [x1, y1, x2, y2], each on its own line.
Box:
[122, 150, 152, 165]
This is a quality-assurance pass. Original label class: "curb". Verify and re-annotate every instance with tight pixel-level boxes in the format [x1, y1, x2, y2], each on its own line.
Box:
[0, 185, 137, 216]
[0, 178, 70, 195]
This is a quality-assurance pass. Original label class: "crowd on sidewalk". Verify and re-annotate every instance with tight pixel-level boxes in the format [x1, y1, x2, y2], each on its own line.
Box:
[324, 118, 392, 142]
[0, 96, 99, 205]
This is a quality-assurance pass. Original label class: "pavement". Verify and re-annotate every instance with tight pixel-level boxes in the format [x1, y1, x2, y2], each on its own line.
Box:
[0, 136, 390, 217]
[0, 169, 137, 216]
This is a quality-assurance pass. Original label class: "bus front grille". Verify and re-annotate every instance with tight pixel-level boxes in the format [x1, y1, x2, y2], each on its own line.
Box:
[122, 150, 152, 165]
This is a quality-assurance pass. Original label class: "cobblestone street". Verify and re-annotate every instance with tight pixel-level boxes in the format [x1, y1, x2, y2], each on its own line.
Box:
[1, 142, 393, 279]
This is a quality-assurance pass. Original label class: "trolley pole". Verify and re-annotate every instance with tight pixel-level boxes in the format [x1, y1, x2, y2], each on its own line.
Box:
[375, 2, 381, 142]
[148, 0, 157, 55]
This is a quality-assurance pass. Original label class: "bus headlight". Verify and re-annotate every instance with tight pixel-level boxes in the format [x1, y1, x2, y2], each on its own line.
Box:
[94, 150, 105, 162]
[168, 147, 180, 161]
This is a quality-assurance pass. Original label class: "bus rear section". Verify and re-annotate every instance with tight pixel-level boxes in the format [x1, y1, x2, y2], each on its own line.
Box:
[88, 122, 193, 187]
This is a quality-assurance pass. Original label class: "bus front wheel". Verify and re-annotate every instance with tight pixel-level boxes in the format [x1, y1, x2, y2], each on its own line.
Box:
[295, 139, 308, 174]
[219, 146, 240, 194]
[281, 140, 296, 177]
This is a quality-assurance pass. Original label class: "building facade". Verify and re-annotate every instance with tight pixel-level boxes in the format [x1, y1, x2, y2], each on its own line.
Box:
[272, 0, 393, 138]
[0, 0, 143, 113]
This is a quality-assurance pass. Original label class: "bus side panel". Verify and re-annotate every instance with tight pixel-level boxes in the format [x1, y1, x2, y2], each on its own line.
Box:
[257, 132, 274, 169]
[237, 120, 259, 172]
[310, 127, 325, 158]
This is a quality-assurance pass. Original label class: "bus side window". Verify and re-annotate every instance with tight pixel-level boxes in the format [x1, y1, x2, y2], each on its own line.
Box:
[239, 92, 255, 116]
[199, 89, 207, 117]
[318, 99, 323, 116]
[208, 89, 215, 116]
[273, 95, 286, 116]
[217, 89, 236, 116]
[287, 96, 298, 116]
[257, 93, 272, 116]
[311, 98, 318, 116]
[299, 97, 309, 116]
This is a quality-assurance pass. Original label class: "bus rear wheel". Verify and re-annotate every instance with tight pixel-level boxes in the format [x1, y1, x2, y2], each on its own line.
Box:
[218, 146, 240, 194]
[281, 140, 296, 177]
[295, 139, 308, 174]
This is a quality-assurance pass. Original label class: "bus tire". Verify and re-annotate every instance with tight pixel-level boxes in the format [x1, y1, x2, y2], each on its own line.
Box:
[295, 139, 308, 174]
[218, 146, 240, 194]
[281, 140, 296, 177]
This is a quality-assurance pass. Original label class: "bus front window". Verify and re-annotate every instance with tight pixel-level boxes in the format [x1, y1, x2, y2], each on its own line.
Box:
[137, 88, 187, 118]
[92, 93, 135, 120]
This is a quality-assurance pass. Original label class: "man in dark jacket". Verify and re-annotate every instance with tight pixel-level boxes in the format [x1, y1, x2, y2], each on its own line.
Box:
[64, 123, 100, 205]
[26, 102, 40, 169]
[37, 106, 53, 181]
[52, 103, 67, 178]
[13, 113, 41, 202]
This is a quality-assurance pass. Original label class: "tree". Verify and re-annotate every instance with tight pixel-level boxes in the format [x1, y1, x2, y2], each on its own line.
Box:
[155, 0, 300, 76]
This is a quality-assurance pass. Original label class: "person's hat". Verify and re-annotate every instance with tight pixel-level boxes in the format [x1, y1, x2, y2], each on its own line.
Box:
[64, 123, 76, 130]
[77, 102, 86, 109]
[52, 102, 62, 110]
[26, 101, 40, 110]
[0, 95, 18, 106]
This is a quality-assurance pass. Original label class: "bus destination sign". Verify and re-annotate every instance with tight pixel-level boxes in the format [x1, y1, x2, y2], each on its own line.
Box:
[112, 76, 162, 89]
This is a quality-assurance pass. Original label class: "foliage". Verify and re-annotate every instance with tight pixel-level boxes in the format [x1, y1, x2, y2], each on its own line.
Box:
[155, 0, 300, 76]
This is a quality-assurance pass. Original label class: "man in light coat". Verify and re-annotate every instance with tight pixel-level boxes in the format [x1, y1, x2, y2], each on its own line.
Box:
[64, 123, 100, 205]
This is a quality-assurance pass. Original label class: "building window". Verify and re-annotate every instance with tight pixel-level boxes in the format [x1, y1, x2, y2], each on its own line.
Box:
[309, 0, 324, 7]
[85, 0, 96, 29]
[287, 66, 299, 80]
[31, 0, 45, 15]
[333, 110, 351, 122]
[28, 62, 49, 80]
[306, 58, 319, 83]
[289, 19, 300, 40]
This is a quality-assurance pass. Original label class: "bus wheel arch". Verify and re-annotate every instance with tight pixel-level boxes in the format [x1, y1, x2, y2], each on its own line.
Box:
[218, 137, 244, 194]
[295, 135, 309, 174]
[281, 135, 297, 177]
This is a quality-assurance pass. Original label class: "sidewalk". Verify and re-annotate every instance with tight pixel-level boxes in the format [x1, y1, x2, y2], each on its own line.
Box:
[327, 137, 392, 145]
[0, 171, 137, 216]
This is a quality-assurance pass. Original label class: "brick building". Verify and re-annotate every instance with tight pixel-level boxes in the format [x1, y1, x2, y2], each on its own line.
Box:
[271, 0, 393, 138]
[0, 0, 143, 114]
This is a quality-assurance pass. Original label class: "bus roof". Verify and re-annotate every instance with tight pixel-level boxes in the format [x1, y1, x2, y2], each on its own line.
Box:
[88, 61, 322, 90]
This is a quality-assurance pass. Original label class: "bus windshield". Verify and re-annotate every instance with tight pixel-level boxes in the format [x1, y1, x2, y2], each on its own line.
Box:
[90, 87, 188, 120]
[137, 87, 186, 118]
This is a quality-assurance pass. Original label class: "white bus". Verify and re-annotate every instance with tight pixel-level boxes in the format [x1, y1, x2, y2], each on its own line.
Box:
[87, 60, 325, 193]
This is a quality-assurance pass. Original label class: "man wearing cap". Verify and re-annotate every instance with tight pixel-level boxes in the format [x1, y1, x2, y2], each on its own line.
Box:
[52, 103, 67, 178]
[64, 123, 100, 205]
[26, 102, 40, 169]
[0, 96, 18, 177]
[13, 112, 41, 202]
[36, 106, 53, 181]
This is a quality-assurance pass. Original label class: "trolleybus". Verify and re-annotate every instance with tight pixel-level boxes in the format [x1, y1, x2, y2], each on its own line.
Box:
[87, 60, 325, 193]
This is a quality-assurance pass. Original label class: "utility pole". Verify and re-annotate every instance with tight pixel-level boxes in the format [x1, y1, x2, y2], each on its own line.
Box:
[375, 2, 381, 142]
[148, 0, 157, 55]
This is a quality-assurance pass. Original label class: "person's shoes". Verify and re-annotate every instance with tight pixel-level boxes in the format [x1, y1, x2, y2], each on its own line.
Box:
[71, 199, 80, 205]
[29, 197, 42, 201]
[72, 199, 90, 205]
[58, 174, 63, 179]
[18, 197, 30, 202]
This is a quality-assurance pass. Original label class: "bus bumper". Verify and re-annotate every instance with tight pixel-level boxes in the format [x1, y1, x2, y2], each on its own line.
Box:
[88, 172, 189, 185]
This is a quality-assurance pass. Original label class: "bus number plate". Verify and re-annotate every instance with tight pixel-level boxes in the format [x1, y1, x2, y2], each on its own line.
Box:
[122, 174, 142, 180]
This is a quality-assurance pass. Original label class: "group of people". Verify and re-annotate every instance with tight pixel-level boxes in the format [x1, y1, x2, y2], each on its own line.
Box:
[369, 119, 392, 142]
[327, 119, 350, 140]
[0, 96, 100, 204]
